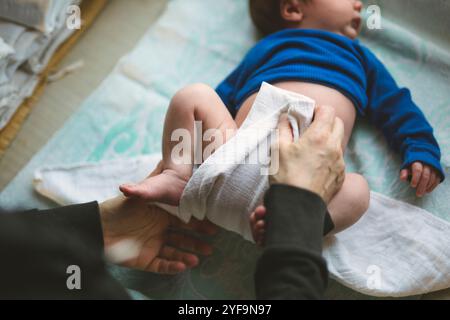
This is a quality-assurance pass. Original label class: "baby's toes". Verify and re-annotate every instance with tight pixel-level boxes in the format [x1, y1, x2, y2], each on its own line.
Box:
[255, 220, 265, 232]
[253, 220, 266, 246]
[119, 184, 139, 197]
[255, 229, 266, 247]
[120, 180, 156, 199]
[250, 206, 267, 245]
[254, 206, 267, 220]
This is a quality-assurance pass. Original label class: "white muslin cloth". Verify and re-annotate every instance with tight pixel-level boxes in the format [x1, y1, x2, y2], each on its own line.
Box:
[33, 83, 450, 297]
[177, 83, 315, 240]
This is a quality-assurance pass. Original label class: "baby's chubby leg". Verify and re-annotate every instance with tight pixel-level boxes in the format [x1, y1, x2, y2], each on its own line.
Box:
[250, 174, 369, 244]
[327, 173, 370, 234]
[120, 83, 237, 205]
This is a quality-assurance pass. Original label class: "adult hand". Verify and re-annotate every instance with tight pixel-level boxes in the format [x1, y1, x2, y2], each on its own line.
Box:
[270, 105, 346, 203]
[99, 195, 217, 275]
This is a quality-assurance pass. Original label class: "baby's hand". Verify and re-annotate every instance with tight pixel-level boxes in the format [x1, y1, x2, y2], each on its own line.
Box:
[400, 162, 441, 197]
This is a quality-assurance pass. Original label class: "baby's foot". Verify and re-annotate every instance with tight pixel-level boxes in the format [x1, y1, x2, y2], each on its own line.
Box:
[250, 206, 267, 246]
[119, 169, 189, 206]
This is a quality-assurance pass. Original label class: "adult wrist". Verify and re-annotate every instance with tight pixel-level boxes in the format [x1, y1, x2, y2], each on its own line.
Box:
[271, 178, 325, 203]
[264, 184, 327, 250]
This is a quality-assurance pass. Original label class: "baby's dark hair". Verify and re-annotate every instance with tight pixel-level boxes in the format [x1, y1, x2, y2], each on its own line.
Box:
[249, 0, 309, 36]
[249, 0, 284, 35]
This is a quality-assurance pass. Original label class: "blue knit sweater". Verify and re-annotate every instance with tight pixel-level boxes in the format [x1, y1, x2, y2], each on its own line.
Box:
[216, 29, 444, 180]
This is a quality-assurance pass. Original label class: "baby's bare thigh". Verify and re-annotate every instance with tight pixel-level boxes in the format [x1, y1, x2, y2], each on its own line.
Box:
[183, 83, 237, 141]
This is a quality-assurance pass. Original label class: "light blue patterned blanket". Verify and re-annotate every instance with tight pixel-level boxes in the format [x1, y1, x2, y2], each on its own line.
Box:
[1, 0, 449, 299]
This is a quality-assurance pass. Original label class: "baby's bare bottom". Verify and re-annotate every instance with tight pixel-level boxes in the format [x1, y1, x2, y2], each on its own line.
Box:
[239, 81, 370, 235]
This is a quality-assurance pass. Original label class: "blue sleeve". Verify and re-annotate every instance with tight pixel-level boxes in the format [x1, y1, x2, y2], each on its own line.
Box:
[364, 51, 445, 181]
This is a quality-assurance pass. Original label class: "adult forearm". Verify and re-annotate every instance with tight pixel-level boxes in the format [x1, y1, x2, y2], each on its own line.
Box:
[0, 202, 129, 299]
[255, 185, 329, 300]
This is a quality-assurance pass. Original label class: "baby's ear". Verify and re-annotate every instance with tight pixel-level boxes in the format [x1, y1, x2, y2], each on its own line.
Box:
[280, 0, 304, 23]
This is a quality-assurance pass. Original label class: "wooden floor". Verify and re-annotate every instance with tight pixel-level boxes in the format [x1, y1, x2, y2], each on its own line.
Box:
[0, 0, 168, 190]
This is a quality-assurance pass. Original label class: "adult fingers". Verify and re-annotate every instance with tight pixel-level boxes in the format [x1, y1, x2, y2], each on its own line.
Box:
[308, 105, 336, 135]
[147, 257, 186, 275]
[336, 157, 346, 189]
[159, 245, 199, 268]
[331, 117, 345, 150]
[167, 232, 213, 256]
[277, 113, 294, 144]
[172, 217, 218, 236]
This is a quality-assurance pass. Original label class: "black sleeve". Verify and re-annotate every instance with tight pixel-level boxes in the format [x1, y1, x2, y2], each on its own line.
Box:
[0, 202, 130, 299]
[255, 185, 329, 300]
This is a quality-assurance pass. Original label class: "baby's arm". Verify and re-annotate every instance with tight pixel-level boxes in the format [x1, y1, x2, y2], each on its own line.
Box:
[364, 49, 444, 196]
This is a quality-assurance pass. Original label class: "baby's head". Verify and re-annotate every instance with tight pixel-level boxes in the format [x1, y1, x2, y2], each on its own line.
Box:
[250, 0, 363, 39]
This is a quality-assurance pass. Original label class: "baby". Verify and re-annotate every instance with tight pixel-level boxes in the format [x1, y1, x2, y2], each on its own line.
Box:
[120, 0, 444, 241]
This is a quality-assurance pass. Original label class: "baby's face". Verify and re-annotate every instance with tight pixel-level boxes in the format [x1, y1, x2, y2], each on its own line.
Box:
[300, 0, 363, 39]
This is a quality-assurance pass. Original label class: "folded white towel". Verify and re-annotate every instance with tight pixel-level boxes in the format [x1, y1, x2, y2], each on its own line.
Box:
[0, 69, 39, 129]
[0, 3, 78, 129]
[0, 0, 80, 34]
[0, 37, 14, 59]
[33, 83, 450, 297]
